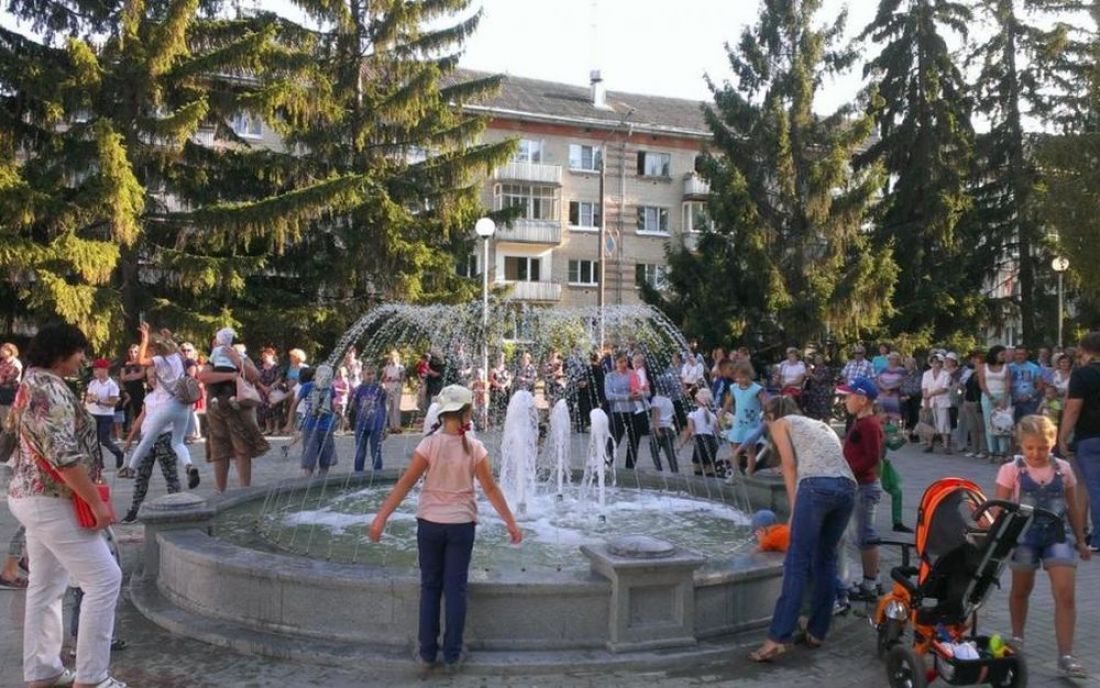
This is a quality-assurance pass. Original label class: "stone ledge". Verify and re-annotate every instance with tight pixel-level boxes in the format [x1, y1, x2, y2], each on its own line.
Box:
[130, 570, 777, 676]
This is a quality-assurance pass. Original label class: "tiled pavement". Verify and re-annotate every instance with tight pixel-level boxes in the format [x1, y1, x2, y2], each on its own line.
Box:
[0, 432, 1097, 688]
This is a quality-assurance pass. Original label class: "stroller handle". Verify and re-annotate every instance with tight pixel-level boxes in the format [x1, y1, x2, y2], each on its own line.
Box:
[973, 500, 1059, 524]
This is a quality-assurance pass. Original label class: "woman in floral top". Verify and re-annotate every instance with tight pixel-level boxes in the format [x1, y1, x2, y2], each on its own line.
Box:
[6, 323, 126, 688]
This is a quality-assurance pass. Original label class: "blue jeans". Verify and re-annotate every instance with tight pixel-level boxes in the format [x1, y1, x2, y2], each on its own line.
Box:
[1075, 437, 1100, 548]
[353, 425, 383, 471]
[417, 519, 476, 664]
[299, 425, 335, 471]
[768, 477, 855, 644]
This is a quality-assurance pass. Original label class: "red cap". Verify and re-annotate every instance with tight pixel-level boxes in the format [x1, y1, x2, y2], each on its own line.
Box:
[92, 358, 111, 369]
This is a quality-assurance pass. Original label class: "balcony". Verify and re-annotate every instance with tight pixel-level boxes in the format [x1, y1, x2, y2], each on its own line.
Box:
[493, 219, 562, 245]
[503, 280, 562, 302]
[494, 161, 563, 185]
[682, 173, 710, 199]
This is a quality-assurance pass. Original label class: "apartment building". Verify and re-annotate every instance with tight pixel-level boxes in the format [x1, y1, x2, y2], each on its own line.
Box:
[454, 69, 712, 307]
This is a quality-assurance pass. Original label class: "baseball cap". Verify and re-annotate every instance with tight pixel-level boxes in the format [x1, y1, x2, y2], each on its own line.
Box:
[751, 509, 778, 531]
[92, 358, 111, 369]
[837, 376, 878, 400]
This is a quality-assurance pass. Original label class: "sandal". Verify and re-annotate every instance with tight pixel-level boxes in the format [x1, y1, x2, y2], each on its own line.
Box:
[748, 641, 793, 662]
[795, 618, 824, 648]
[0, 574, 28, 589]
[1059, 655, 1087, 678]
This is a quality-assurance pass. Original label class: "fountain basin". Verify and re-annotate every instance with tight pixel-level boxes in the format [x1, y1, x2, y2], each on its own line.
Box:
[133, 471, 788, 670]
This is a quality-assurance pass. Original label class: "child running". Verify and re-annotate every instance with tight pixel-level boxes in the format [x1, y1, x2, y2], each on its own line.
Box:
[369, 385, 522, 676]
[994, 415, 1090, 678]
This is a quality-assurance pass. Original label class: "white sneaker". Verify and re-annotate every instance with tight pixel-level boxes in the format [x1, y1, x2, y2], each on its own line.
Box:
[45, 669, 76, 686]
[92, 678, 128, 688]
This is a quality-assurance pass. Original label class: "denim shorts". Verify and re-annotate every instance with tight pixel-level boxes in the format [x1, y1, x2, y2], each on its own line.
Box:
[854, 481, 882, 550]
[1010, 538, 1077, 571]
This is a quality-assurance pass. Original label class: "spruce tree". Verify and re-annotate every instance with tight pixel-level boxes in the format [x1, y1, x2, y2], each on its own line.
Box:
[652, 0, 896, 347]
[0, 0, 360, 350]
[239, 0, 515, 352]
[969, 0, 1094, 344]
[858, 0, 978, 340]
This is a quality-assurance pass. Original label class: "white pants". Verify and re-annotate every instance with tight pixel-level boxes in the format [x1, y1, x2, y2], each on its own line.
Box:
[384, 385, 402, 430]
[8, 496, 121, 684]
[128, 396, 192, 472]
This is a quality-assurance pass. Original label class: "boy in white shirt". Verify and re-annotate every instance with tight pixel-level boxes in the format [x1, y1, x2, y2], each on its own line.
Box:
[84, 359, 125, 469]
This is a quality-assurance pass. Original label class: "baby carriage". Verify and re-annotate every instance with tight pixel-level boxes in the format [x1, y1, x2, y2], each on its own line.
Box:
[872, 478, 1049, 688]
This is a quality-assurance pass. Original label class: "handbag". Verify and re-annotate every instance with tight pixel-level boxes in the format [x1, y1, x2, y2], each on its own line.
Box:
[267, 387, 288, 405]
[33, 456, 116, 528]
[990, 408, 1015, 436]
[914, 407, 936, 442]
[235, 376, 262, 408]
[174, 376, 202, 405]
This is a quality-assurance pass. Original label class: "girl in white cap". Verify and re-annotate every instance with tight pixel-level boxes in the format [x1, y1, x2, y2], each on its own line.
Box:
[369, 384, 522, 676]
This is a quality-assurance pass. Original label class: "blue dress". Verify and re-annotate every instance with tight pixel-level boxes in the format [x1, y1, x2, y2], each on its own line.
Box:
[726, 382, 763, 443]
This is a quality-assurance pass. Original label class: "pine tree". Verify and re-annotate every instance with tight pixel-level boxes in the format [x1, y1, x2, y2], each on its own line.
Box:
[651, 0, 896, 347]
[857, 0, 979, 339]
[1036, 2, 1100, 322]
[238, 0, 515, 352]
[969, 0, 1095, 344]
[0, 0, 363, 350]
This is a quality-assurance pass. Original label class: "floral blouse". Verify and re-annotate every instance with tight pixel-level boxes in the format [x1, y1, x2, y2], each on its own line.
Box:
[7, 368, 100, 500]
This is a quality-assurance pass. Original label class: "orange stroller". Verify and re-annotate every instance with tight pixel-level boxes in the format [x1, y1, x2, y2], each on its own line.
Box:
[873, 478, 1048, 688]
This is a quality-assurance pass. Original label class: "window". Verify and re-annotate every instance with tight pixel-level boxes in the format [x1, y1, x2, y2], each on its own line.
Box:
[513, 139, 543, 163]
[456, 253, 480, 278]
[230, 112, 263, 139]
[568, 201, 601, 229]
[568, 260, 600, 286]
[496, 183, 559, 221]
[504, 256, 542, 282]
[637, 206, 670, 234]
[635, 264, 669, 290]
[636, 151, 671, 177]
[569, 144, 602, 171]
[682, 201, 710, 233]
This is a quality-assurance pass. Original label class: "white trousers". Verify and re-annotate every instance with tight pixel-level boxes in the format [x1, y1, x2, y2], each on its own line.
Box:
[127, 396, 192, 472]
[8, 496, 121, 684]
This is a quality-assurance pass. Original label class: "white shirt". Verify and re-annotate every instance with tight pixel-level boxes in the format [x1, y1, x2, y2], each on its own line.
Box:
[922, 368, 953, 409]
[681, 362, 705, 386]
[151, 353, 185, 405]
[651, 395, 675, 429]
[382, 363, 405, 392]
[85, 378, 120, 417]
[688, 407, 717, 436]
[779, 360, 807, 387]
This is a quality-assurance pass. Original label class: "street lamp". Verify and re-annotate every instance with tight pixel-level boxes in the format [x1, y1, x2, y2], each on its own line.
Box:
[475, 217, 496, 424]
[1052, 256, 1069, 349]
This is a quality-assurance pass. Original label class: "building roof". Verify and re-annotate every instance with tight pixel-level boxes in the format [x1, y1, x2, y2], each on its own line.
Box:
[448, 68, 710, 139]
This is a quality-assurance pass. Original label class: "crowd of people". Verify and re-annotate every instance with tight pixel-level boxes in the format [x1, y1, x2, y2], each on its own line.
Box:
[3, 318, 1100, 684]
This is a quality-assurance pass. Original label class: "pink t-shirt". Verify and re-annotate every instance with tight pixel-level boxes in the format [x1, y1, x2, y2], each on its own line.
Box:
[415, 432, 488, 524]
[995, 456, 1077, 501]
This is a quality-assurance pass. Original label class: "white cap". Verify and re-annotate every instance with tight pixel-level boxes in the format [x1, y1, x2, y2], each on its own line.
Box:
[436, 385, 473, 413]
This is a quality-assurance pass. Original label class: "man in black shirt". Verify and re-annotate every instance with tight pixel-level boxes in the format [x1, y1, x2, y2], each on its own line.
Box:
[1059, 331, 1100, 551]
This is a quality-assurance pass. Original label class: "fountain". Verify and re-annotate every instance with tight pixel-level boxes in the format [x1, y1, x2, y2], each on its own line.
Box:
[130, 303, 791, 673]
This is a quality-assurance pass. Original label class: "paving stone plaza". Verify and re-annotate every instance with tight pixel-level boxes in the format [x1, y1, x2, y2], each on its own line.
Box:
[1, 433, 1098, 688]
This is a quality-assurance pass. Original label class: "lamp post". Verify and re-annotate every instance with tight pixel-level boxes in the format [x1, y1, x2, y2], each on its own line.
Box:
[1052, 256, 1069, 350]
[475, 217, 496, 423]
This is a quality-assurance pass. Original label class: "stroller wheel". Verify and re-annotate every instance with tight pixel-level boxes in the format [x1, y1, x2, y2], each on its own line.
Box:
[886, 644, 927, 688]
[876, 618, 904, 659]
[991, 652, 1027, 688]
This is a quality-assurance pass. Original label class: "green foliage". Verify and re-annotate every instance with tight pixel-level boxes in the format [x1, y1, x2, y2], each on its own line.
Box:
[857, 0, 980, 341]
[648, 0, 896, 348]
[0, 0, 507, 356]
[968, 0, 1095, 345]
